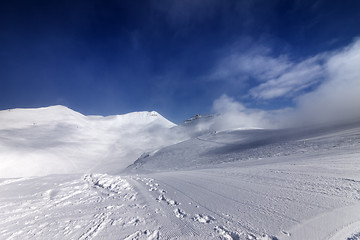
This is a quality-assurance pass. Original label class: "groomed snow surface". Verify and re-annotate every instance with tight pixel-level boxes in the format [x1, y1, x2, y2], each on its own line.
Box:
[0, 106, 360, 239]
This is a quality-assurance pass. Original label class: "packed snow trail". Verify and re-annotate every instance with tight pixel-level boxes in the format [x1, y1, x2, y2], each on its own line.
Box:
[1, 147, 359, 239]
[131, 150, 360, 239]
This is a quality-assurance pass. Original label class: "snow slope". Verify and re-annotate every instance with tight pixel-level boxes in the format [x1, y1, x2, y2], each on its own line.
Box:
[128, 121, 360, 173]
[0, 106, 177, 178]
[1, 106, 360, 239]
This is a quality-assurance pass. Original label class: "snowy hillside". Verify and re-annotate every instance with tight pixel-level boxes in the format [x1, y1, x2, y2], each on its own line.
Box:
[128, 121, 360, 172]
[1, 106, 360, 239]
[0, 106, 177, 178]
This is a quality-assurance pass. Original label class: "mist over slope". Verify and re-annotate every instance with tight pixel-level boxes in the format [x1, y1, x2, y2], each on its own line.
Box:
[2, 105, 359, 179]
[0, 105, 248, 178]
[0, 105, 178, 178]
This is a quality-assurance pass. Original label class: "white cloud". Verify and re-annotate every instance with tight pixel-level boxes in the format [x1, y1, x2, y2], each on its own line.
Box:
[211, 45, 326, 99]
[293, 38, 360, 125]
[211, 46, 293, 83]
[211, 94, 271, 130]
[211, 38, 360, 127]
[249, 55, 325, 99]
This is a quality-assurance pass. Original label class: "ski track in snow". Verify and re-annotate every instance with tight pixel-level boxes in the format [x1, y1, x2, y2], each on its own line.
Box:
[1, 153, 360, 239]
[0, 174, 162, 240]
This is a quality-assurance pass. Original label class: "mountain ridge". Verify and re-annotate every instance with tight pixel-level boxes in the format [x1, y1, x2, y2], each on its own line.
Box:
[0, 106, 178, 178]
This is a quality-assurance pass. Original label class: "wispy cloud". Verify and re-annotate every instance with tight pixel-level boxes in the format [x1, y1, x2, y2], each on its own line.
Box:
[249, 55, 325, 99]
[210, 38, 360, 129]
[211, 45, 326, 99]
[211, 94, 271, 130]
[211, 46, 292, 83]
[293, 38, 360, 125]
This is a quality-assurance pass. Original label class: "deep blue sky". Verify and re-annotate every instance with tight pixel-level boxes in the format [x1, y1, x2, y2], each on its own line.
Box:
[1, 0, 360, 123]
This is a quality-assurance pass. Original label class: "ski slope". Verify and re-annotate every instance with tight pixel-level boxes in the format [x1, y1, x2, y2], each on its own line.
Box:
[0, 106, 360, 239]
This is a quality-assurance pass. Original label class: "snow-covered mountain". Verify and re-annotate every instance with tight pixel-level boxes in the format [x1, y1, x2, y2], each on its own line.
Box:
[0, 105, 178, 178]
[1, 106, 360, 240]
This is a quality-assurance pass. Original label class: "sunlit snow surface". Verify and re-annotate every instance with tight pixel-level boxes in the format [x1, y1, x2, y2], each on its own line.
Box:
[1, 106, 360, 239]
[0, 106, 177, 178]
